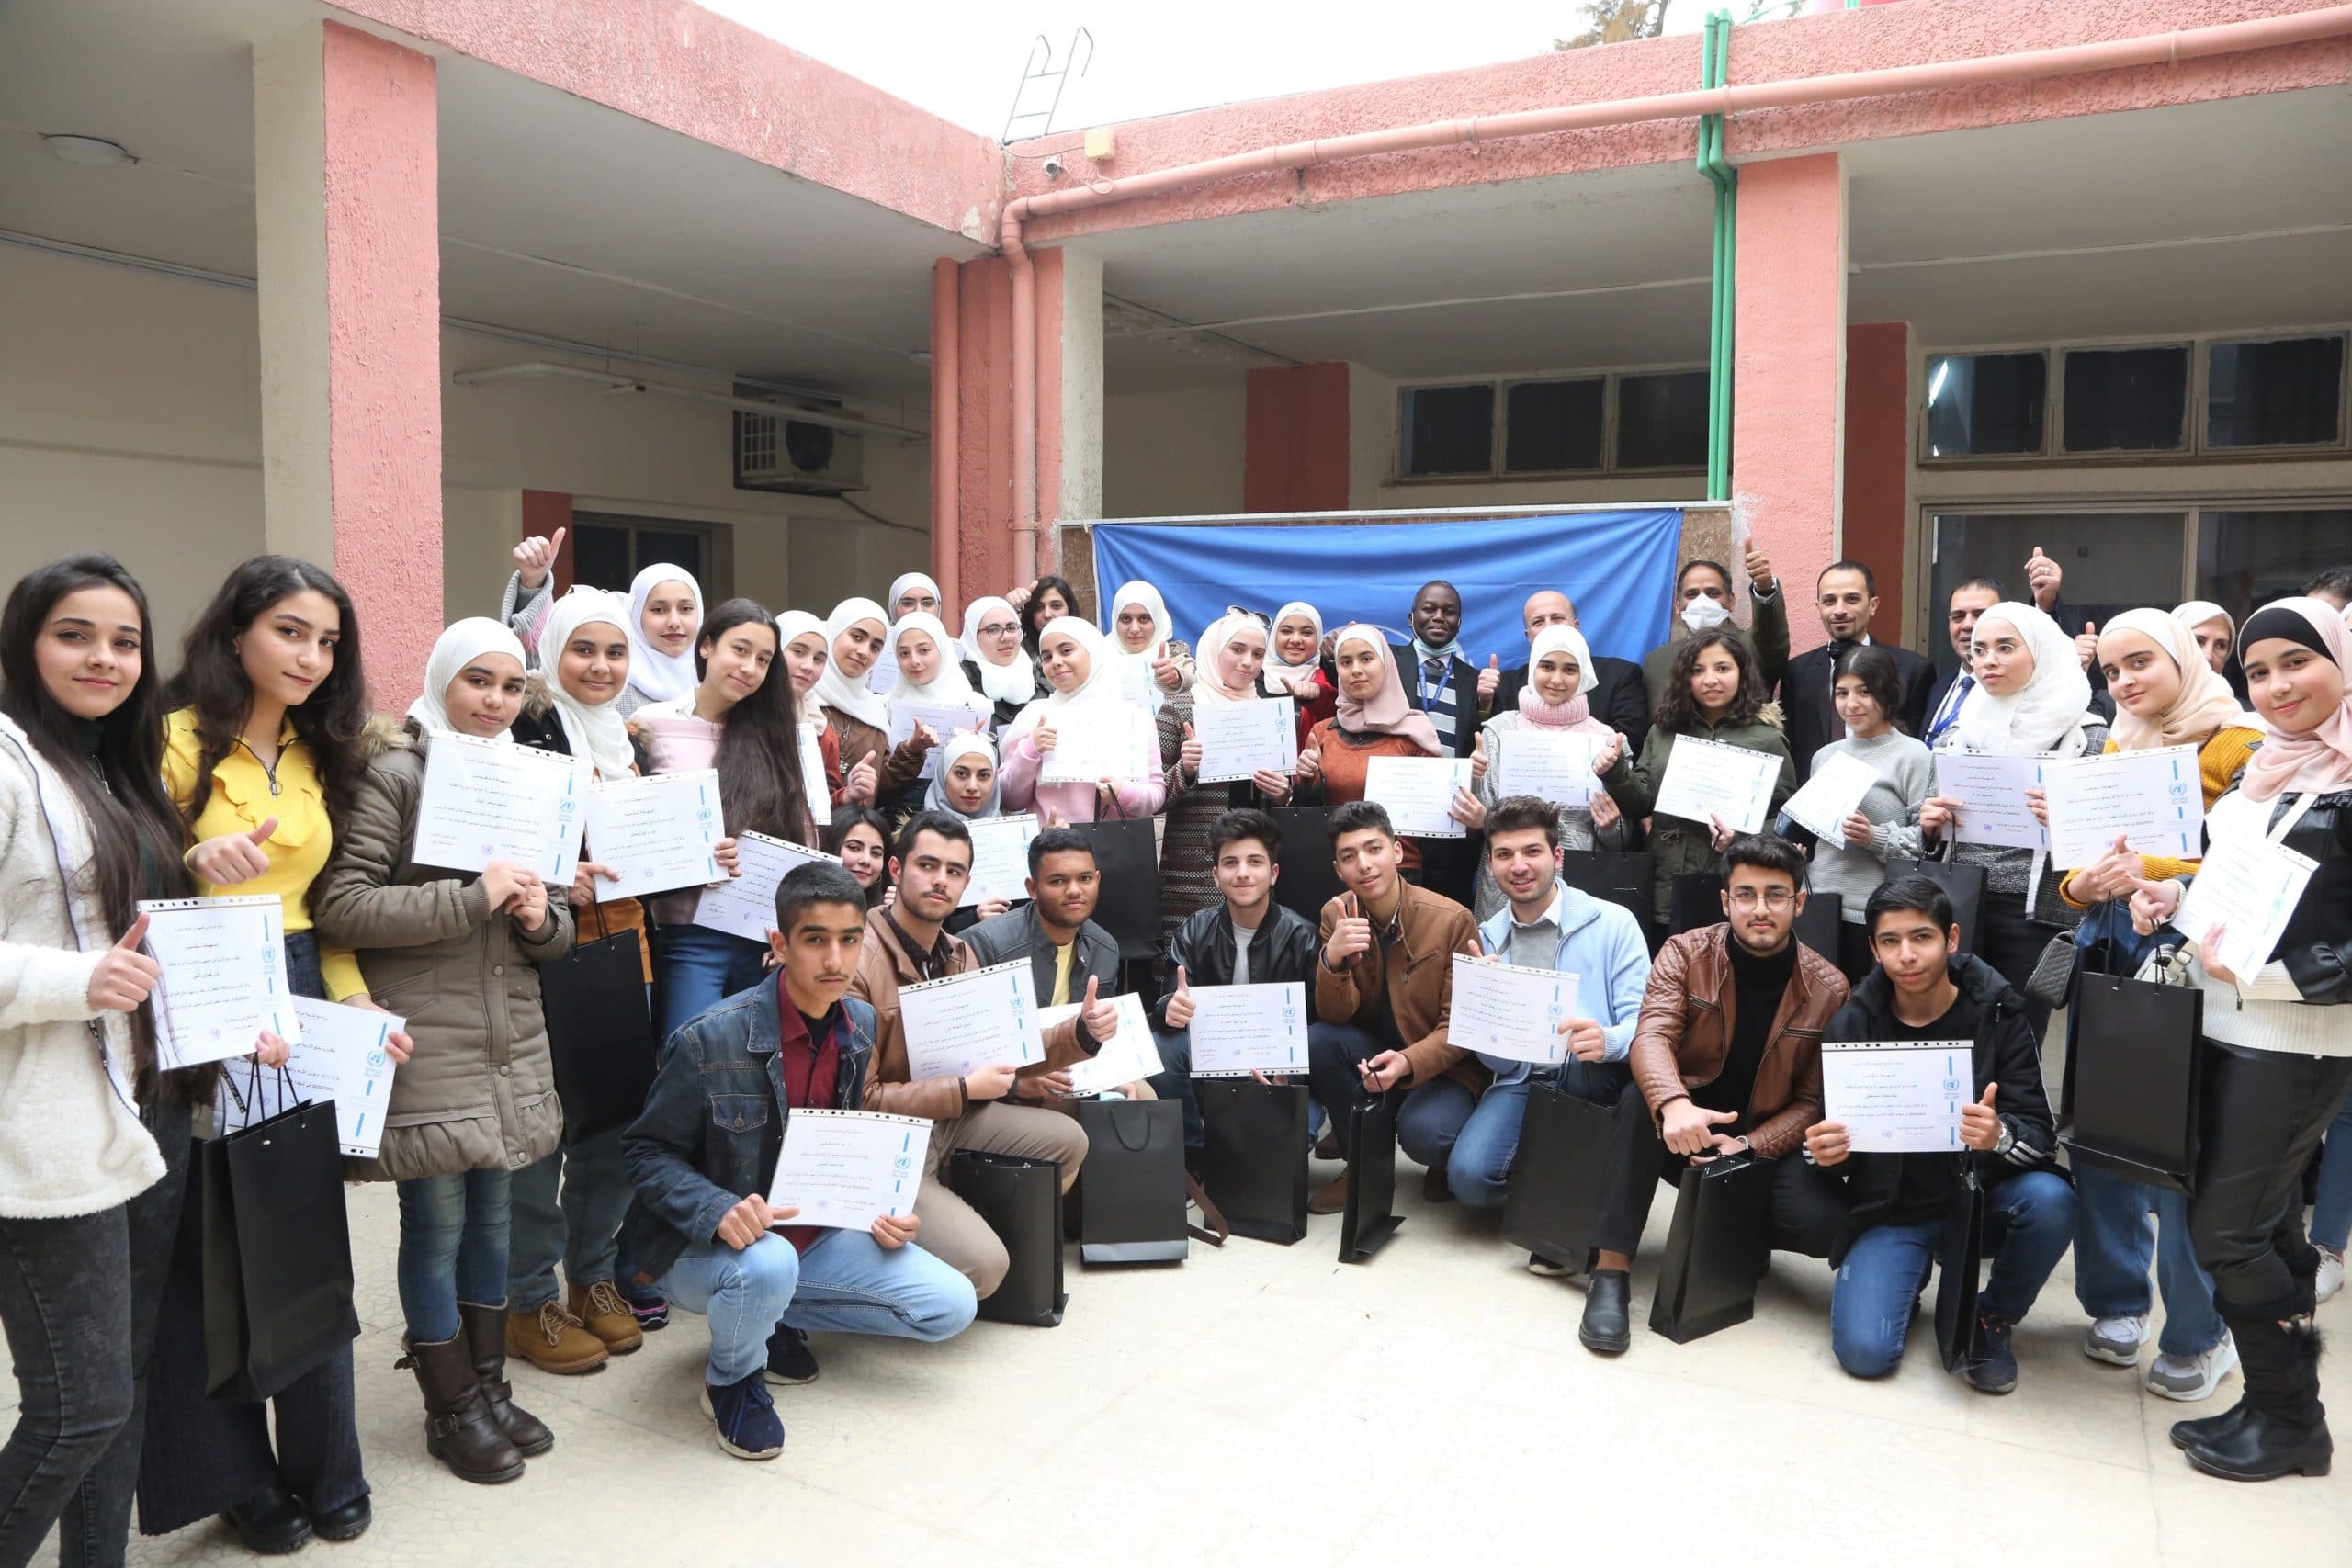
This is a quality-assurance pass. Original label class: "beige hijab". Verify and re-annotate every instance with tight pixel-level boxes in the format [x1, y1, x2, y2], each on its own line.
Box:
[2097, 609, 2253, 753]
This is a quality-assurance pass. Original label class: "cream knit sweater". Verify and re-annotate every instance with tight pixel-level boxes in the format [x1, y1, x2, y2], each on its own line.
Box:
[0, 714, 165, 1217]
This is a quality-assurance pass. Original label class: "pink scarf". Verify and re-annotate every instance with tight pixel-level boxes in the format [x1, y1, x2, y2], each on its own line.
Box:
[1331, 625, 1442, 756]
[2240, 597, 2352, 802]
[1514, 625, 1614, 737]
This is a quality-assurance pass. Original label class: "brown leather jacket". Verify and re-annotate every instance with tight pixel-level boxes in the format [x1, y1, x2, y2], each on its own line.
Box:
[1628, 925, 1845, 1159]
[1314, 882, 1484, 1091]
[850, 908, 1087, 1121]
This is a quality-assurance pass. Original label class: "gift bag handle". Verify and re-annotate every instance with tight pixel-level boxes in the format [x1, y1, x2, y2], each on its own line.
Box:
[1109, 1100, 1156, 1153]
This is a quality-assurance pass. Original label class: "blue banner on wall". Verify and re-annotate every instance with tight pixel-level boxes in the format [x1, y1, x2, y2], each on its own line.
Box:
[1089, 510, 1684, 668]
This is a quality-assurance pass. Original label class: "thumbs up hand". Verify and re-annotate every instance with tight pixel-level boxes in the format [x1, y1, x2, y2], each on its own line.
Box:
[1470, 729, 1490, 783]
[2075, 619, 2099, 672]
[1165, 964, 1196, 1028]
[513, 526, 566, 591]
[87, 914, 162, 1012]
[1179, 721, 1202, 780]
[188, 818, 277, 886]
[846, 750, 878, 805]
[1477, 654, 1501, 705]
[1080, 972, 1120, 1044]
[2025, 546, 2063, 610]
[1961, 1082, 2005, 1151]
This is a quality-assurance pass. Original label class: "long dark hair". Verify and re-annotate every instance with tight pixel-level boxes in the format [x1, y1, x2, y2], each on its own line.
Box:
[165, 556, 369, 835]
[1656, 627, 1770, 732]
[1022, 574, 1084, 655]
[822, 804, 894, 906]
[695, 599, 811, 844]
[0, 555, 190, 1078]
[1834, 643, 1907, 736]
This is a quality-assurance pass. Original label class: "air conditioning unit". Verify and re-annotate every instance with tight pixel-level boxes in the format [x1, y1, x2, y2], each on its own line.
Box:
[733, 390, 865, 496]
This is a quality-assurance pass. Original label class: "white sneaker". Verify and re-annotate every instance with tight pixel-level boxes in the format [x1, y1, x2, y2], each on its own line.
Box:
[2083, 1312, 2150, 1366]
[2319, 1248, 2346, 1306]
[2146, 1334, 2238, 1402]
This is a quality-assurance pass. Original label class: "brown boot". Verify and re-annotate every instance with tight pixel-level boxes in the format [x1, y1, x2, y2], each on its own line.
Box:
[568, 1280, 646, 1355]
[464, 1303, 554, 1457]
[399, 1332, 524, 1484]
[1308, 1173, 1350, 1215]
[505, 1297, 610, 1377]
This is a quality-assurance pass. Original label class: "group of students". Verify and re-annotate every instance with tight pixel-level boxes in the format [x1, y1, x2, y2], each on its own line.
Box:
[0, 535, 2346, 1567]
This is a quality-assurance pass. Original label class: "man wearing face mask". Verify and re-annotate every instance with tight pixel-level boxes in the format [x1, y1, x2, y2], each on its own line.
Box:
[1641, 545, 1788, 711]
[1490, 591, 1650, 752]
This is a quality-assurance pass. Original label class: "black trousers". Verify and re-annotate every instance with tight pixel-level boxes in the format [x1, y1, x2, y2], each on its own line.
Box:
[1591, 1079, 1845, 1260]
[2188, 1041, 2352, 1322]
[1973, 897, 2063, 1045]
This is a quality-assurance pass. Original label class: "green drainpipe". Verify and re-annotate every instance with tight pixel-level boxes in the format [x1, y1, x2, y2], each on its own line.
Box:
[1696, 10, 1736, 502]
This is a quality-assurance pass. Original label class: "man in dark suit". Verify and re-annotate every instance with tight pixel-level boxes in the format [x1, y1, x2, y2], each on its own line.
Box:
[1490, 590, 1651, 751]
[1391, 580, 1483, 760]
[1922, 548, 2082, 748]
[1780, 561, 1938, 779]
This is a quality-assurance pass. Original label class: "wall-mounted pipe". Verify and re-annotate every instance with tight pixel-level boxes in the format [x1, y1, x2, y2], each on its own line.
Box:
[992, 2, 2352, 563]
[930, 258, 962, 608]
[448, 361, 929, 441]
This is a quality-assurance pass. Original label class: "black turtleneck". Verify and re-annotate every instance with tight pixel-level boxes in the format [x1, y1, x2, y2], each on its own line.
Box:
[1692, 936, 1798, 1121]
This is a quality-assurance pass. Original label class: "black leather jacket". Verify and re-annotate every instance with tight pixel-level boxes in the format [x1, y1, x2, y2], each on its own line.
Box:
[1149, 901, 1320, 1031]
[2264, 788, 2352, 1004]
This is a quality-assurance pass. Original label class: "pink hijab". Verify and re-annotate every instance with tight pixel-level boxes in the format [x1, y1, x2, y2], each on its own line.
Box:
[1515, 625, 1615, 738]
[1332, 625, 1442, 756]
[2239, 597, 2352, 802]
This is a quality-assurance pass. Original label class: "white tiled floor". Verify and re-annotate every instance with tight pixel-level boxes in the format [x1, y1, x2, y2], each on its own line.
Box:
[31, 1162, 2352, 1567]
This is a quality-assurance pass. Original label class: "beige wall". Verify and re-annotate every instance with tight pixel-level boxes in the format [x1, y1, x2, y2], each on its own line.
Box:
[1101, 386, 1246, 518]
[0, 243, 933, 660]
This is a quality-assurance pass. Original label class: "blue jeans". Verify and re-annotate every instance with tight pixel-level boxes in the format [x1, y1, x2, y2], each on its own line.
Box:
[1830, 1168, 2075, 1379]
[507, 1127, 633, 1308]
[2071, 1161, 2226, 1358]
[657, 1232, 978, 1385]
[2308, 1085, 2352, 1253]
[395, 1168, 513, 1344]
[656, 924, 771, 1042]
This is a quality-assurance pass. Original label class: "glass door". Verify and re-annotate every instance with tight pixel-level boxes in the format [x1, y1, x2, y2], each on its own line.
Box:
[1926, 511, 2188, 680]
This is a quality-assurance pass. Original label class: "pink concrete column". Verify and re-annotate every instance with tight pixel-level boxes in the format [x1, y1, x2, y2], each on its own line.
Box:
[1732, 151, 1846, 655]
[254, 20, 442, 708]
[1842, 321, 1914, 637]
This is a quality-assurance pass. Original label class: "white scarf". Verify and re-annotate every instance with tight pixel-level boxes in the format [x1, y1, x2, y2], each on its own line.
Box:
[406, 618, 527, 741]
[1193, 610, 1265, 707]
[960, 595, 1036, 705]
[811, 598, 889, 730]
[537, 588, 637, 777]
[886, 612, 989, 716]
[623, 562, 703, 707]
[1007, 616, 1131, 748]
[775, 609, 829, 724]
[1106, 580, 1173, 713]
[1946, 602, 2094, 757]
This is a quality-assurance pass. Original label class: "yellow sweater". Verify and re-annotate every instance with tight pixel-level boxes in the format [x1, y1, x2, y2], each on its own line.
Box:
[2059, 724, 2262, 908]
[164, 708, 367, 1001]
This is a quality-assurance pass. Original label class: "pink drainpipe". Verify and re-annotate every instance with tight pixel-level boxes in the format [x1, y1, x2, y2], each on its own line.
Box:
[930, 257, 961, 612]
[993, 1, 2352, 581]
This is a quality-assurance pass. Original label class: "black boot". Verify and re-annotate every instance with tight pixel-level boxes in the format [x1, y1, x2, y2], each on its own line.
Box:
[2180, 1315, 2331, 1482]
[461, 1302, 554, 1457]
[398, 1333, 524, 1484]
[1579, 1269, 1632, 1356]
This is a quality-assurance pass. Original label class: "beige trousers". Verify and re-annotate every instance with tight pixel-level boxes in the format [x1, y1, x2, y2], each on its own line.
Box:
[914, 1100, 1089, 1299]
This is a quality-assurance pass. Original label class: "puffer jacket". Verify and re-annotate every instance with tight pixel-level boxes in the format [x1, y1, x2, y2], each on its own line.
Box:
[312, 720, 574, 1181]
[1600, 708, 1799, 926]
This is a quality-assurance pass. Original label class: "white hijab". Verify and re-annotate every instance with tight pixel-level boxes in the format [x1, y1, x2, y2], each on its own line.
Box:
[1263, 600, 1324, 696]
[407, 618, 527, 742]
[1193, 610, 1266, 706]
[960, 595, 1036, 706]
[776, 609, 829, 723]
[811, 598, 890, 730]
[1008, 616, 1128, 744]
[1947, 601, 2095, 756]
[624, 563, 704, 707]
[886, 612, 989, 715]
[1106, 580, 1173, 713]
[538, 588, 637, 777]
[886, 571, 944, 621]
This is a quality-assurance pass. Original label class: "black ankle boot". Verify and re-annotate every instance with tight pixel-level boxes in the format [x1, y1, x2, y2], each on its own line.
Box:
[2181, 1317, 2331, 1482]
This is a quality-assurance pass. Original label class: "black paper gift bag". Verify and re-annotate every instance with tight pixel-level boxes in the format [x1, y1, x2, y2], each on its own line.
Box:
[2064, 969, 2205, 1196]
[1069, 818, 1163, 961]
[1500, 1082, 1614, 1274]
[947, 1149, 1068, 1325]
[202, 1079, 358, 1399]
[1936, 1177, 1986, 1372]
[541, 917, 658, 1146]
[1556, 849, 1656, 932]
[1339, 1091, 1404, 1263]
[1074, 1098, 1188, 1264]
[1647, 1154, 1771, 1344]
[1197, 1078, 1310, 1245]
[1271, 807, 1345, 926]
[1887, 856, 1987, 956]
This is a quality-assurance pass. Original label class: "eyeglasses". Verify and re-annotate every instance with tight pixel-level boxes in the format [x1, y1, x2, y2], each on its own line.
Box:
[978, 622, 1020, 638]
[1727, 887, 1796, 911]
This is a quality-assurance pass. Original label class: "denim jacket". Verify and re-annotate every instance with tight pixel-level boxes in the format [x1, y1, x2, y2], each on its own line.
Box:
[618, 978, 877, 1285]
[1473, 879, 1654, 1082]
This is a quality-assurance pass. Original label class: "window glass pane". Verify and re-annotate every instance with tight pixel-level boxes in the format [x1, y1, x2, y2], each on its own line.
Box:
[571, 525, 631, 592]
[1926, 512, 2186, 681]
[2197, 510, 2352, 630]
[1398, 384, 1493, 476]
[635, 531, 706, 590]
[1502, 379, 1603, 472]
[2062, 346, 2187, 452]
[1923, 353, 2045, 457]
[2208, 337, 2346, 448]
[1614, 370, 1708, 468]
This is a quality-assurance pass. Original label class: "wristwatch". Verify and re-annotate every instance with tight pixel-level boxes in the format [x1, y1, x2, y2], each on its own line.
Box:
[1993, 1122, 2015, 1157]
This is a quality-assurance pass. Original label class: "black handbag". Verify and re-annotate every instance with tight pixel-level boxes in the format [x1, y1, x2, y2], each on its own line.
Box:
[539, 906, 658, 1146]
[2063, 950, 2205, 1196]
[1072, 1099, 1188, 1264]
[1668, 871, 1724, 937]
[1792, 891, 1842, 963]
[1338, 1091, 1405, 1263]
[947, 1149, 1067, 1325]
[1556, 848, 1655, 931]
[1271, 807, 1345, 926]
[1887, 853, 1986, 956]
[1196, 1078, 1310, 1245]
[202, 1066, 358, 1399]
[1935, 1175, 1986, 1372]
[1500, 1082, 1614, 1274]
[1069, 818, 1163, 961]
[1647, 1154, 1771, 1343]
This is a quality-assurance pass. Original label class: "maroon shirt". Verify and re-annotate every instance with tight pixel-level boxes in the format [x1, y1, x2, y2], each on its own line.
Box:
[775, 976, 843, 1255]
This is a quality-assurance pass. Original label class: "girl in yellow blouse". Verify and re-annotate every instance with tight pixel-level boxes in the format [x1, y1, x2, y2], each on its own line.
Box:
[2049, 608, 2259, 1406]
[138, 558, 410, 1553]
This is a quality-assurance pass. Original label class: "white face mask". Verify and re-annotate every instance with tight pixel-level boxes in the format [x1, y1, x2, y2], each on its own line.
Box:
[1680, 595, 1733, 634]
